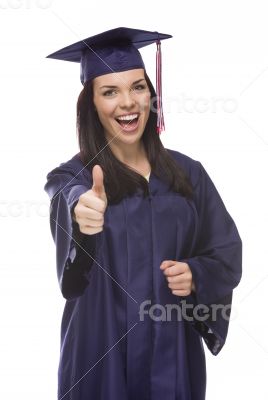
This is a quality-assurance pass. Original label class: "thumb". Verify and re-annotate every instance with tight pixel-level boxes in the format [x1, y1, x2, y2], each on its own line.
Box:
[92, 165, 106, 199]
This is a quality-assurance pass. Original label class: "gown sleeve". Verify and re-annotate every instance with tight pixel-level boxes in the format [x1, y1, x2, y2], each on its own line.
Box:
[44, 163, 98, 300]
[181, 161, 242, 355]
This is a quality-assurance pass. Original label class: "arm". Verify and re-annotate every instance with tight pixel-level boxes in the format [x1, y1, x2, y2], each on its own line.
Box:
[44, 165, 99, 300]
[181, 162, 242, 355]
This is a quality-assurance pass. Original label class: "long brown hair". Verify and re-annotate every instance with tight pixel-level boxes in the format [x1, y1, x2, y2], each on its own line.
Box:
[76, 72, 193, 204]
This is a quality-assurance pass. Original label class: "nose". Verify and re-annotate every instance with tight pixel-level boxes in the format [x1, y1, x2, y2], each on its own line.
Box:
[119, 89, 136, 109]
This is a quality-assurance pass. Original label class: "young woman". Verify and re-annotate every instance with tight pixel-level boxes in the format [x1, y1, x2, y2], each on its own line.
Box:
[44, 27, 242, 400]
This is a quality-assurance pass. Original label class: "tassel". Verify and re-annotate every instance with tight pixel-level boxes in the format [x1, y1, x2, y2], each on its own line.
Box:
[156, 40, 165, 134]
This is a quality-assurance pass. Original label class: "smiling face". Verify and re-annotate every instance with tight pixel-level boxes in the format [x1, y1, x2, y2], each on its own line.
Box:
[93, 69, 151, 148]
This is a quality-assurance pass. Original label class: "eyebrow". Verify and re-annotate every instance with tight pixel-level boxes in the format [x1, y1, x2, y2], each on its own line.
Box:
[99, 78, 146, 89]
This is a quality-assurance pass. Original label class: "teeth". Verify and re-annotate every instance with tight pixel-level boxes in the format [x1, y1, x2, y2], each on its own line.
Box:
[117, 114, 138, 121]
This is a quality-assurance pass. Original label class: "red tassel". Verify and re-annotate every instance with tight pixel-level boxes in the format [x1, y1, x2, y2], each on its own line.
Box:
[156, 40, 165, 134]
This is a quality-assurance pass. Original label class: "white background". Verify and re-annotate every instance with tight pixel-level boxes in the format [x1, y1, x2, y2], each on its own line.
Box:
[0, 1, 267, 399]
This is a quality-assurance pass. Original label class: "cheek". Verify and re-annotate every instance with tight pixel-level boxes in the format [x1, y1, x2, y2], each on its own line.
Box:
[139, 93, 151, 115]
[95, 102, 116, 122]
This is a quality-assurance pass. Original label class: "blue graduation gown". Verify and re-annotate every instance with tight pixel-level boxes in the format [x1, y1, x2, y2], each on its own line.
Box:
[44, 148, 242, 400]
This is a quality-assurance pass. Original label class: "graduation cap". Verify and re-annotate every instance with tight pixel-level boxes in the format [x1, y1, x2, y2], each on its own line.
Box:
[46, 27, 172, 133]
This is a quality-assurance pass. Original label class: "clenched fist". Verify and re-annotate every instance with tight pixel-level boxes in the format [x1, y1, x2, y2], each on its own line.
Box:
[160, 260, 196, 297]
[73, 165, 108, 235]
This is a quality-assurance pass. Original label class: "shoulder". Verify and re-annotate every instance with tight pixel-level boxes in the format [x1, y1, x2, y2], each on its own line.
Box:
[47, 153, 85, 174]
[44, 153, 91, 198]
[46, 153, 90, 181]
[165, 148, 202, 188]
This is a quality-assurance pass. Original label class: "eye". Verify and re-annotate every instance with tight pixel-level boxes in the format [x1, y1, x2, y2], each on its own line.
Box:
[133, 84, 146, 92]
[103, 89, 117, 97]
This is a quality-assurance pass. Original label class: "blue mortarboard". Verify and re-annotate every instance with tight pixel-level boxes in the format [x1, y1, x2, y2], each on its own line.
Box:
[46, 27, 172, 133]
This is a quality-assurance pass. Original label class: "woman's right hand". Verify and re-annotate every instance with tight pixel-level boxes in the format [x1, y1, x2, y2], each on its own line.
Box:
[73, 165, 108, 235]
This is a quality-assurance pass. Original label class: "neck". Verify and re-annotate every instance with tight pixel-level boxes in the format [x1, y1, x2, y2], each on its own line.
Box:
[109, 140, 146, 166]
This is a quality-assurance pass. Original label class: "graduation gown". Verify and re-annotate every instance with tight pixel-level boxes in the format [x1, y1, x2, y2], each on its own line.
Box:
[44, 148, 242, 400]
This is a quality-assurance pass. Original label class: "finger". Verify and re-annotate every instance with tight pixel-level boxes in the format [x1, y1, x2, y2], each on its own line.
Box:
[163, 262, 186, 276]
[171, 289, 191, 297]
[166, 275, 187, 284]
[80, 218, 104, 228]
[76, 203, 105, 220]
[80, 193, 106, 213]
[92, 165, 106, 198]
[160, 260, 176, 270]
[168, 282, 189, 290]
[77, 215, 104, 227]
[79, 225, 103, 235]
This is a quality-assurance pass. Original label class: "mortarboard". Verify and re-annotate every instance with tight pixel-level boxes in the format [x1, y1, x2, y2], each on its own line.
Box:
[46, 27, 172, 133]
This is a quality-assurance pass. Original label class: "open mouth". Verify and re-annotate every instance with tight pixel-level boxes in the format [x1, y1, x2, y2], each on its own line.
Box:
[115, 113, 140, 131]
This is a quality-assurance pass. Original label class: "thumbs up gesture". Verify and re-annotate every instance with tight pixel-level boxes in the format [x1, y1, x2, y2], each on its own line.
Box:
[73, 165, 108, 235]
